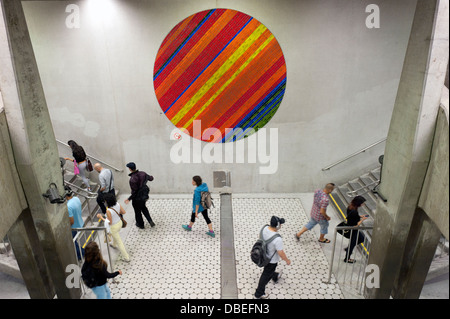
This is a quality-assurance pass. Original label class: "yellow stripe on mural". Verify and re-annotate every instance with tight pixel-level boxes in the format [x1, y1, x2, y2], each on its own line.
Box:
[184, 34, 275, 129]
[171, 24, 268, 125]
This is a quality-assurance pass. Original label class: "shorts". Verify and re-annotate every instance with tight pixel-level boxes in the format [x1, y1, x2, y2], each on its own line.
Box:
[304, 217, 329, 234]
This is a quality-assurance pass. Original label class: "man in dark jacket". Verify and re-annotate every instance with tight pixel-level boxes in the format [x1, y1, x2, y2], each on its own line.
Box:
[124, 162, 155, 229]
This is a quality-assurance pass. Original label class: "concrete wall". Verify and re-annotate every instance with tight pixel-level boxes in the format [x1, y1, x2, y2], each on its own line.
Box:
[22, 0, 417, 194]
[0, 108, 27, 239]
[419, 89, 449, 239]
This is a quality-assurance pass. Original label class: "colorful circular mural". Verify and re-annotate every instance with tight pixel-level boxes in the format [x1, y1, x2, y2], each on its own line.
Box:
[154, 9, 286, 143]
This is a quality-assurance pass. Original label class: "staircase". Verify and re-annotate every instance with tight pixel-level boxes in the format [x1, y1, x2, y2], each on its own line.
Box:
[330, 167, 381, 227]
[62, 170, 101, 226]
[328, 166, 448, 298]
[0, 160, 120, 280]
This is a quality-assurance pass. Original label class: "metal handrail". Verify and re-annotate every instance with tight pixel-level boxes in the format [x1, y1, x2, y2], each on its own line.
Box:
[56, 139, 123, 172]
[72, 226, 114, 287]
[321, 138, 387, 171]
[73, 226, 113, 269]
[64, 180, 97, 199]
[346, 179, 379, 197]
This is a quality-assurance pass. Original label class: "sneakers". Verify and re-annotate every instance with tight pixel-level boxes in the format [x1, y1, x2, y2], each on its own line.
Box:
[273, 269, 283, 283]
[183, 225, 215, 238]
[254, 293, 269, 299]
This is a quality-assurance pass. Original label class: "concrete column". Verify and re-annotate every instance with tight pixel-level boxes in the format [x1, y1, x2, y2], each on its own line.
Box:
[366, 0, 449, 299]
[0, 108, 27, 239]
[8, 209, 56, 299]
[392, 208, 441, 299]
[0, 0, 80, 299]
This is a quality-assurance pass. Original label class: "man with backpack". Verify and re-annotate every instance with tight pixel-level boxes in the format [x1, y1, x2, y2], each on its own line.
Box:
[253, 216, 291, 299]
[124, 162, 155, 229]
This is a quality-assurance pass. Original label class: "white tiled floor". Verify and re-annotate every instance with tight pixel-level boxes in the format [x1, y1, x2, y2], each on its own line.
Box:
[232, 195, 343, 299]
[1, 194, 448, 299]
[109, 197, 222, 299]
[106, 194, 343, 299]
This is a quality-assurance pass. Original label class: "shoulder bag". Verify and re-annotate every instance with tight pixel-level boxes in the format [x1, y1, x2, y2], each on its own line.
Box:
[110, 207, 127, 228]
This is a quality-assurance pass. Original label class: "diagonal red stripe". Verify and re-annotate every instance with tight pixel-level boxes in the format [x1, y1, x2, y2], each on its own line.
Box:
[157, 11, 252, 113]
[154, 10, 209, 75]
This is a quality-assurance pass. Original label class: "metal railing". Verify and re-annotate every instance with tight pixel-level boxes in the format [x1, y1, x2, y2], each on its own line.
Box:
[72, 225, 115, 297]
[65, 179, 97, 198]
[346, 179, 379, 197]
[324, 225, 373, 298]
[56, 139, 124, 172]
[64, 179, 99, 226]
[322, 138, 386, 171]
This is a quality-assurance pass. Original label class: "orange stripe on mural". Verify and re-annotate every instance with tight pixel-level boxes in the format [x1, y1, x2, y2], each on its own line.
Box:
[212, 61, 286, 133]
[154, 9, 287, 143]
[173, 24, 270, 127]
[178, 29, 275, 129]
[164, 18, 261, 120]
[154, 11, 209, 73]
[185, 37, 282, 132]
[155, 15, 195, 63]
[155, 10, 237, 99]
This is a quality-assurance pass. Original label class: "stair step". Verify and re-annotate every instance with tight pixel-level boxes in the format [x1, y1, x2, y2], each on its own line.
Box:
[330, 166, 384, 248]
[370, 168, 381, 181]
[329, 192, 348, 220]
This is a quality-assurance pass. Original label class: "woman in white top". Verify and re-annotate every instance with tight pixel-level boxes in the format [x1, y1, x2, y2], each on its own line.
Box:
[97, 193, 130, 262]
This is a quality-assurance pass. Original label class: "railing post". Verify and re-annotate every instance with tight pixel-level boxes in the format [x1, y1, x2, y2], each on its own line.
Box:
[325, 228, 339, 284]
[326, 225, 373, 297]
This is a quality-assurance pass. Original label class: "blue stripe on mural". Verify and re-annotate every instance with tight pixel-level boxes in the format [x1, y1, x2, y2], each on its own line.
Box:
[154, 9, 216, 80]
[223, 77, 286, 141]
[163, 16, 253, 114]
[227, 88, 284, 142]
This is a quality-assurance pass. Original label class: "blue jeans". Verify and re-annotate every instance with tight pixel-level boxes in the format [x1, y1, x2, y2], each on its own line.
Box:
[91, 284, 112, 299]
[304, 217, 329, 234]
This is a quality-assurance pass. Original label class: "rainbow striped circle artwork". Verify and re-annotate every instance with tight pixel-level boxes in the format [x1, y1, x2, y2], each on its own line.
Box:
[154, 9, 287, 143]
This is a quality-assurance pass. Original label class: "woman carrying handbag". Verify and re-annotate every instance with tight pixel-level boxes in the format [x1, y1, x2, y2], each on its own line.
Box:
[342, 196, 369, 263]
[65, 140, 91, 191]
[97, 193, 130, 263]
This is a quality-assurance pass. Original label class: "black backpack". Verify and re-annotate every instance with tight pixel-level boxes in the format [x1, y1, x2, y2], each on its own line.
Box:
[135, 175, 150, 201]
[250, 225, 281, 267]
[135, 184, 150, 201]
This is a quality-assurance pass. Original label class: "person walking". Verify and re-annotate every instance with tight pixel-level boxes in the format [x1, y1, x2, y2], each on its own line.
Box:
[182, 176, 215, 238]
[295, 183, 335, 243]
[254, 216, 291, 299]
[65, 190, 84, 260]
[124, 162, 155, 229]
[81, 241, 122, 299]
[65, 140, 91, 191]
[97, 193, 130, 263]
[94, 163, 115, 215]
[343, 195, 369, 263]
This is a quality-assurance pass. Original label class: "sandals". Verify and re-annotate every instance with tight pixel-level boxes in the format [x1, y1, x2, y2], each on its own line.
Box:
[318, 238, 331, 243]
